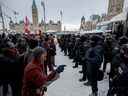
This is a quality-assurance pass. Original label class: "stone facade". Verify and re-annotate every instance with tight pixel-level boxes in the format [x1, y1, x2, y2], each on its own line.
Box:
[107, 0, 124, 19]
[80, 16, 98, 31]
[39, 20, 61, 32]
[84, 21, 97, 31]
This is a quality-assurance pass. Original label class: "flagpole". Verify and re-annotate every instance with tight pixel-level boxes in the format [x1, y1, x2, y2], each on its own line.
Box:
[41, 1, 46, 33]
[0, 5, 5, 33]
[60, 10, 63, 31]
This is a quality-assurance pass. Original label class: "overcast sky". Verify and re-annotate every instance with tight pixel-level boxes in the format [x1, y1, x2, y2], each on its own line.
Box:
[0, 0, 128, 29]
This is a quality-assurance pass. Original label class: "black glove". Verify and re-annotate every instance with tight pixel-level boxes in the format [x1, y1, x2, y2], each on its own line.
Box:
[43, 87, 47, 92]
[56, 65, 66, 73]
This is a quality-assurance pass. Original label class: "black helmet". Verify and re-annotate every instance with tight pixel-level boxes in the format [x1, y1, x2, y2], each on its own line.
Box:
[120, 44, 128, 63]
[90, 35, 103, 46]
[91, 35, 102, 42]
[80, 35, 87, 42]
[120, 44, 128, 57]
[119, 36, 128, 45]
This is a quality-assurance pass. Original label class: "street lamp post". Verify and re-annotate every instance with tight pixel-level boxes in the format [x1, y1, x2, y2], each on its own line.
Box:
[41, 1, 46, 33]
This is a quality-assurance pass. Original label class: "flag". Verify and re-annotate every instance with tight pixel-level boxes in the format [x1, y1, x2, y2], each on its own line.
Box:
[14, 11, 19, 15]
[41, 1, 45, 10]
[0, 6, 2, 17]
[25, 16, 29, 26]
[60, 10, 63, 17]
[24, 16, 30, 33]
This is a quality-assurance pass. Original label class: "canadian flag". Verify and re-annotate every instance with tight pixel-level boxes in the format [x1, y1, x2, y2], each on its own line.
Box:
[24, 16, 30, 33]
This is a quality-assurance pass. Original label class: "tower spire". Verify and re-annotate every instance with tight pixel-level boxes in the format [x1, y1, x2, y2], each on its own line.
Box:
[32, 0, 38, 29]
[32, 0, 37, 9]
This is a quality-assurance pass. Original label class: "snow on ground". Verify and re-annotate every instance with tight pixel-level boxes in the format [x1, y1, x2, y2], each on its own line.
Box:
[47, 46, 109, 96]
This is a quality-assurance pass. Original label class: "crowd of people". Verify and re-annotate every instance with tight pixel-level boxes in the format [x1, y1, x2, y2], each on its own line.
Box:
[0, 32, 65, 96]
[0, 21, 128, 96]
[58, 24, 128, 96]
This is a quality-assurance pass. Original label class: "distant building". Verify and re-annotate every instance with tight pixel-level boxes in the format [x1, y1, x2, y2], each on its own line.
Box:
[90, 14, 100, 21]
[100, 13, 108, 21]
[84, 21, 97, 31]
[80, 15, 99, 31]
[40, 20, 61, 32]
[9, 0, 62, 32]
[107, 0, 124, 19]
[84, 21, 92, 31]
[80, 16, 86, 31]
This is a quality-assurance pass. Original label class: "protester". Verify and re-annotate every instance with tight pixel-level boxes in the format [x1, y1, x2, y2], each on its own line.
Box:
[22, 47, 61, 96]
[0, 32, 64, 96]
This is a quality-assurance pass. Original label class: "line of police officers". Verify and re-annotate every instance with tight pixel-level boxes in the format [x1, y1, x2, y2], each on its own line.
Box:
[58, 30, 128, 96]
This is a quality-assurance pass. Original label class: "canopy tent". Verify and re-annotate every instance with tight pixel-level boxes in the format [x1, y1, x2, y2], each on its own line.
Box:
[46, 30, 57, 33]
[80, 30, 104, 35]
[97, 12, 127, 26]
[97, 21, 111, 26]
[110, 12, 127, 22]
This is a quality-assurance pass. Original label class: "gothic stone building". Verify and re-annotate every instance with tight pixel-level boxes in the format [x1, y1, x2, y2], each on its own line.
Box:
[107, 0, 124, 19]
[9, 0, 62, 32]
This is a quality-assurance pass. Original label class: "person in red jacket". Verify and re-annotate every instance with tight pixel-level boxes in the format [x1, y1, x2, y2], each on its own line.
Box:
[22, 47, 60, 96]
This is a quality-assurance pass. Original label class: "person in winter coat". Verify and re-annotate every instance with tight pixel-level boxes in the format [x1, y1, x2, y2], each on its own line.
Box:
[107, 44, 128, 96]
[79, 41, 90, 82]
[103, 36, 113, 72]
[49, 37, 56, 67]
[43, 37, 54, 75]
[86, 35, 104, 96]
[22, 47, 65, 96]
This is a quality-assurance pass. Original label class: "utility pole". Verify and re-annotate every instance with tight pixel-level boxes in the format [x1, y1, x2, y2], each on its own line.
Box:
[41, 1, 46, 33]
[0, 4, 5, 32]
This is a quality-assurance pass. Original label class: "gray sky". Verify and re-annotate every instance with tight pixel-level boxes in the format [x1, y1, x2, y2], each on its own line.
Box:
[0, 0, 128, 29]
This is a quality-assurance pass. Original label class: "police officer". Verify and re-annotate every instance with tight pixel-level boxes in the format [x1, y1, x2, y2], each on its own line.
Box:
[86, 35, 104, 96]
[108, 44, 128, 96]
[79, 35, 89, 82]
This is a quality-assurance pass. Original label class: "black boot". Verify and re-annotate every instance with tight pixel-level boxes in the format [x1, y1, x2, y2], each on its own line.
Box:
[84, 81, 91, 86]
[3, 84, 8, 96]
[79, 78, 86, 82]
[73, 65, 78, 68]
[79, 70, 83, 73]
[89, 92, 98, 96]
[73, 62, 78, 68]
[72, 60, 75, 63]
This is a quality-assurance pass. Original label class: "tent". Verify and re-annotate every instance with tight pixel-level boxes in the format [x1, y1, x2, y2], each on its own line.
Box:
[110, 12, 127, 22]
[97, 21, 111, 26]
